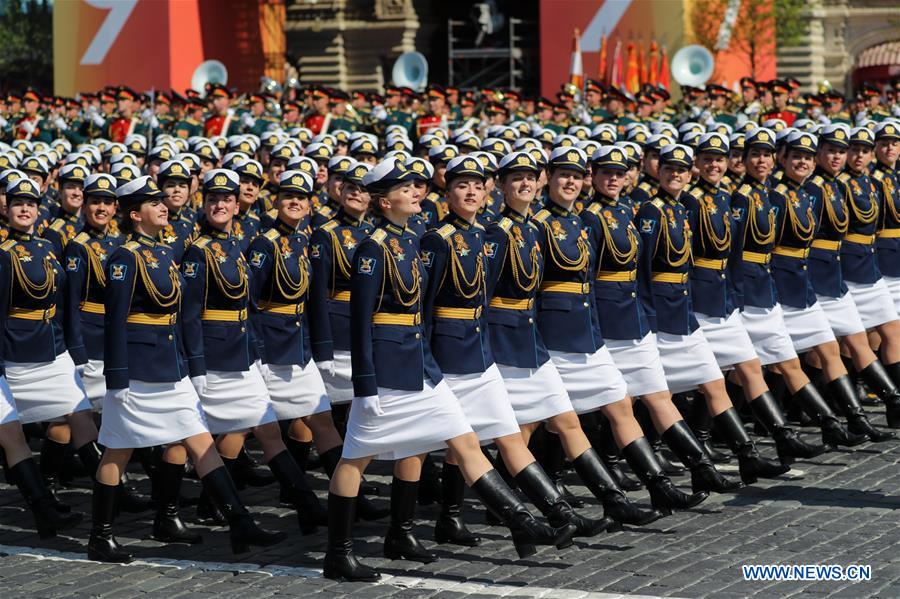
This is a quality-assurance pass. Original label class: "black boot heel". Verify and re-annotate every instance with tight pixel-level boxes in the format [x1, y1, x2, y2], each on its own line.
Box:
[267, 450, 325, 535]
[323, 493, 381, 582]
[434, 463, 481, 546]
[515, 462, 607, 538]
[661, 421, 741, 494]
[12, 458, 83, 539]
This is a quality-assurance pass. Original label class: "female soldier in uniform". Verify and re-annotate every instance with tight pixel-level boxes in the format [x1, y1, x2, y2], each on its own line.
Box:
[0, 177, 85, 538]
[684, 133, 830, 461]
[64, 173, 122, 410]
[182, 168, 326, 537]
[485, 151, 700, 517]
[730, 128, 867, 449]
[635, 144, 789, 485]
[0, 174, 110, 513]
[421, 155, 609, 548]
[91, 175, 284, 563]
[324, 157, 576, 582]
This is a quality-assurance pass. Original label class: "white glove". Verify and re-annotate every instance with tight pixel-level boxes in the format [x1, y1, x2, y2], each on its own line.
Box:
[104, 388, 129, 404]
[372, 105, 388, 121]
[149, 116, 160, 129]
[227, 108, 236, 118]
[0, 116, 7, 129]
[20, 120, 35, 134]
[893, 105, 900, 118]
[317, 360, 336, 377]
[356, 395, 384, 418]
[241, 112, 256, 128]
[91, 112, 106, 127]
[190, 375, 207, 397]
[54, 116, 68, 131]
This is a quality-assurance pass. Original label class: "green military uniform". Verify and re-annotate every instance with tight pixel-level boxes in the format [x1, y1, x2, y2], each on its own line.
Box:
[329, 114, 357, 132]
[383, 107, 414, 136]
[588, 107, 612, 123]
[172, 117, 204, 139]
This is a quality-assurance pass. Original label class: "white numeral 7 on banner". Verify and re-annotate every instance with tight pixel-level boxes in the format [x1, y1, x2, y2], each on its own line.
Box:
[80, 0, 139, 65]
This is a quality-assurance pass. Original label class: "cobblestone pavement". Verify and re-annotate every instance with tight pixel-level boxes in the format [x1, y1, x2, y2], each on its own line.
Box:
[0, 412, 899, 598]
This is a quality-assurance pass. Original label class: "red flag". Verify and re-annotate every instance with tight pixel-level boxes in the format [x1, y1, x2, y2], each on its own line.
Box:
[659, 44, 670, 90]
[569, 28, 584, 90]
[598, 34, 608, 83]
[648, 41, 659, 86]
[625, 43, 640, 94]
[638, 43, 647, 86]
[610, 39, 623, 88]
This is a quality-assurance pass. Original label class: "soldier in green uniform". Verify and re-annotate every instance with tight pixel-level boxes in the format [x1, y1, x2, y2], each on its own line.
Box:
[707, 84, 737, 128]
[172, 97, 205, 139]
[153, 93, 176, 137]
[860, 83, 890, 123]
[61, 98, 89, 146]
[381, 86, 414, 137]
[327, 90, 358, 133]
[585, 79, 611, 124]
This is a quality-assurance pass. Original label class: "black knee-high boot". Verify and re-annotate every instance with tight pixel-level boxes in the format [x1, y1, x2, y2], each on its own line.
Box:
[660, 421, 742, 493]
[713, 408, 790, 484]
[434, 462, 481, 546]
[201, 466, 286, 554]
[39, 438, 72, 513]
[470, 469, 576, 559]
[152, 461, 202, 544]
[791, 383, 868, 446]
[280, 435, 313, 505]
[87, 481, 133, 563]
[859, 361, 900, 429]
[635, 402, 684, 474]
[267, 450, 327, 534]
[230, 446, 276, 489]
[12, 458, 82, 538]
[323, 493, 380, 582]
[687, 393, 730, 463]
[319, 445, 389, 520]
[827, 375, 895, 441]
[384, 478, 437, 563]
[748, 391, 829, 464]
[77, 441, 152, 513]
[417, 453, 442, 506]
[619, 438, 707, 515]
[592, 414, 642, 490]
[572, 446, 666, 524]
[514, 462, 613, 537]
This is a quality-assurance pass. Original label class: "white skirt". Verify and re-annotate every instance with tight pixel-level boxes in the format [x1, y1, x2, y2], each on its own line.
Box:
[816, 292, 866, 337]
[320, 350, 354, 405]
[883, 275, 900, 315]
[550, 347, 628, 414]
[0, 376, 18, 425]
[82, 359, 106, 411]
[740, 305, 798, 365]
[200, 364, 278, 434]
[781, 303, 837, 352]
[444, 364, 521, 443]
[343, 379, 473, 461]
[846, 279, 899, 329]
[656, 329, 724, 393]
[265, 361, 331, 420]
[496, 359, 574, 425]
[99, 377, 209, 449]
[5, 351, 91, 424]
[605, 333, 670, 397]
[696, 310, 759, 370]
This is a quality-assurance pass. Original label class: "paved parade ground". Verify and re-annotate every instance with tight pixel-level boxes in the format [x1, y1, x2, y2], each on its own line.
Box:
[0, 413, 898, 599]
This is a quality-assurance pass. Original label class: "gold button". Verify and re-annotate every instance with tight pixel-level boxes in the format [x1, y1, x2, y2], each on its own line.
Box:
[631, 292, 636, 297]
[295, 321, 301, 327]
[475, 326, 481, 332]
[168, 334, 173, 341]
[836, 257, 840, 261]
[720, 274, 726, 279]
[802, 265, 807, 270]
[683, 290, 688, 296]
[415, 333, 421, 339]
[528, 318, 534, 324]
[241, 327, 246, 332]
[583, 302, 589, 307]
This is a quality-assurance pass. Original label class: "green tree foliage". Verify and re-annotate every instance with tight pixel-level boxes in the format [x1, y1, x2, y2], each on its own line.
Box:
[690, 0, 809, 79]
[0, 0, 53, 92]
